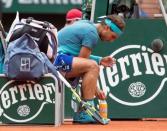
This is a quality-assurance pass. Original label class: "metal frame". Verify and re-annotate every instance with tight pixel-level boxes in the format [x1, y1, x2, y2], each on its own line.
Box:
[158, 0, 167, 26]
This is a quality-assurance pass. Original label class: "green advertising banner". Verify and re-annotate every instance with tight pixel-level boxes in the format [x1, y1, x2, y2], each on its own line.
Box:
[0, 74, 62, 124]
[1, 0, 82, 13]
[95, 19, 167, 119]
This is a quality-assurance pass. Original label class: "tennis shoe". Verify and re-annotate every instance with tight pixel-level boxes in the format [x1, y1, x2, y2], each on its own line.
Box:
[73, 110, 97, 124]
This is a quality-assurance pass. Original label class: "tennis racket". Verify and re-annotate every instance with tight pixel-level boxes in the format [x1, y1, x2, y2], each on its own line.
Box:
[57, 71, 109, 125]
[0, 21, 7, 54]
[0, 21, 6, 38]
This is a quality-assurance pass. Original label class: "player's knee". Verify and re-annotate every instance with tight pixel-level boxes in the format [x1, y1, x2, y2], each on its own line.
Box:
[89, 61, 99, 73]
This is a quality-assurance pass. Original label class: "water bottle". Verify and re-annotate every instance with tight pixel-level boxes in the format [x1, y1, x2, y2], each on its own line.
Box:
[99, 100, 108, 119]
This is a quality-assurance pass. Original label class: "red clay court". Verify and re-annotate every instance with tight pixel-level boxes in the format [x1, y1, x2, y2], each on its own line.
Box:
[1, 120, 167, 131]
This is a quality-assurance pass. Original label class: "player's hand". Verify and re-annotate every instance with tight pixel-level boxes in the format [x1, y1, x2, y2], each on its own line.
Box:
[100, 56, 116, 67]
[95, 89, 106, 100]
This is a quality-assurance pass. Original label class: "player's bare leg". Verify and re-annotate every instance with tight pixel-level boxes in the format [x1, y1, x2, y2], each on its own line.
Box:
[65, 57, 99, 100]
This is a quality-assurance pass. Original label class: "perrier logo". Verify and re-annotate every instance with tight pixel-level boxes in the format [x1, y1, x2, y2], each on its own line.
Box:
[99, 45, 167, 106]
[0, 78, 56, 123]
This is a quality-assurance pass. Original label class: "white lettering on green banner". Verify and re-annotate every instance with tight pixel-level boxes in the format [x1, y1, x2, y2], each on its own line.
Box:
[98, 45, 167, 106]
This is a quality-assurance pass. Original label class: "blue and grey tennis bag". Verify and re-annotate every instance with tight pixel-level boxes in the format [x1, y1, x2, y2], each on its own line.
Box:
[5, 33, 48, 80]
[4, 15, 59, 81]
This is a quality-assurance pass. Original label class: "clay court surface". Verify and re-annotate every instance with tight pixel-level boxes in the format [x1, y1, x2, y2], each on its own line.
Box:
[1, 120, 167, 131]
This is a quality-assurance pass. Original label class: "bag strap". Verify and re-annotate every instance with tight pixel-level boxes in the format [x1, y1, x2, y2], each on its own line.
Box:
[41, 52, 59, 77]
[38, 30, 48, 54]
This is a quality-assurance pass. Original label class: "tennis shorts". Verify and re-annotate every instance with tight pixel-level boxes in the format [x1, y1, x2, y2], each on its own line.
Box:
[54, 53, 73, 72]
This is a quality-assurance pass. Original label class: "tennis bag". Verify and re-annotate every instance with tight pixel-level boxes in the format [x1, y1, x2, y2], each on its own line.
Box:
[4, 33, 58, 81]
